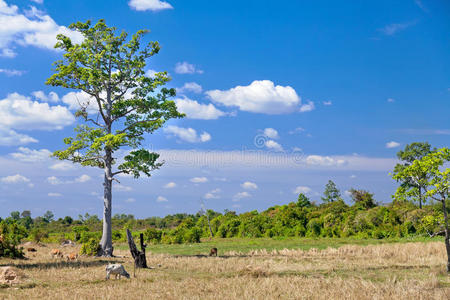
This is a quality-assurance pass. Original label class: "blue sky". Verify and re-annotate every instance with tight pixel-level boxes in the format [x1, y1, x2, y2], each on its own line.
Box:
[0, 0, 449, 218]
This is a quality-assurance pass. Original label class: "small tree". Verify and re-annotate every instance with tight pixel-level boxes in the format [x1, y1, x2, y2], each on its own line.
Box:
[349, 189, 376, 209]
[43, 210, 55, 223]
[393, 142, 434, 208]
[297, 193, 311, 208]
[46, 20, 183, 256]
[321, 180, 341, 203]
[392, 148, 450, 271]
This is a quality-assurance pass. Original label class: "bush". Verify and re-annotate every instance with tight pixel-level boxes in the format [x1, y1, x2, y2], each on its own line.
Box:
[79, 231, 101, 243]
[0, 221, 25, 258]
[80, 238, 100, 256]
[30, 228, 49, 243]
[184, 227, 202, 243]
[144, 228, 162, 244]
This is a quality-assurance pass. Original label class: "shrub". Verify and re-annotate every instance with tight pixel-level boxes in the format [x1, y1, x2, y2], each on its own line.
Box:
[184, 227, 202, 243]
[30, 228, 49, 243]
[0, 221, 25, 258]
[80, 238, 100, 256]
[144, 228, 162, 244]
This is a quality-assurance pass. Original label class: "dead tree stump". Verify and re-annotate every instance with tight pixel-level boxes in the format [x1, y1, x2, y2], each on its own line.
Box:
[126, 229, 148, 271]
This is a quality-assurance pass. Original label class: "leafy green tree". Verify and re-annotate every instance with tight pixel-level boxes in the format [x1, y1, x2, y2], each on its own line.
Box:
[21, 210, 31, 218]
[43, 210, 55, 223]
[297, 193, 311, 208]
[321, 180, 342, 203]
[10, 211, 20, 221]
[393, 142, 435, 208]
[392, 148, 450, 271]
[349, 189, 377, 209]
[46, 20, 184, 256]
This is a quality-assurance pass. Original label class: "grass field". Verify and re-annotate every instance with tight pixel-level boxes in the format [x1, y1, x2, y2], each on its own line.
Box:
[1, 238, 449, 299]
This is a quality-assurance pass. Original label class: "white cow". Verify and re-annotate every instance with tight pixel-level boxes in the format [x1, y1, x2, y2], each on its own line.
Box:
[105, 264, 130, 280]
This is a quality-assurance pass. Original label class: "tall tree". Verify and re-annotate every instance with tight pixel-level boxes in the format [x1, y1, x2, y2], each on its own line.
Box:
[393, 142, 434, 208]
[46, 20, 184, 256]
[349, 189, 376, 209]
[392, 148, 450, 271]
[321, 180, 341, 203]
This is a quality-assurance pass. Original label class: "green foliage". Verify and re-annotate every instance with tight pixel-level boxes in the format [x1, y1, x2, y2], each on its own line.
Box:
[80, 238, 100, 256]
[0, 221, 25, 258]
[349, 189, 377, 209]
[321, 180, 342, 203]
[297, 193, 311, 208]
[30, 228, 49, 243]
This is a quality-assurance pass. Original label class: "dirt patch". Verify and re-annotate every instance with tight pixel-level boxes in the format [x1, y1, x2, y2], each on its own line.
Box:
[0, 266, 26, 284]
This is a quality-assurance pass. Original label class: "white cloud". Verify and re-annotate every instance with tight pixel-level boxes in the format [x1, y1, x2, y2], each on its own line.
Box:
[0, 48, 15, 57]
[175, 97, 225, 120]
[115, 184, 133, 192]
[145, 69, 158, 78]
[61, 91, 98, 114]
[49, 161, 75, 171]
[164, 125, 211, 143]
[128, 0, 173, 11]
[289, 127, 305, 135]
[305, 155, 346, 167]
[47, 176, 62, 185]
[0, 1, 83, 57]
[241, 181, 258, 190]
[174, 62, 203, 74]
[379, 22, 415, 36]
[10, 147, 51, 162]
[387, 98, 395, 103]
[0, 93, 74, 130]
[32, 90, 59, 102]
[156, 196, 168, 202]
[1, 174, 30, 183]
[350, 175, 357, 179]
[48, 192, 62, 197]
[190, 177, 208, 183]
[386, 141, 400, 148]
[75, 174, 91, 183]
[323, 101, 332, 106]
[299, 101, 315, 112]
[30, 0, 44, 4]
[265, 140, 283, 151]
[206, 80, 301, 114]
[204, 188, 221, 199]
[293, 186, 311, 194]
[263, 128, 279, 139]
[163, 182, 177, 188]
[177, 82, 202, 94]
[0, 68, 25, 76]
[233, 191, 251, 201]
[125, 198, 136, 203]
[0, 128, 37, 146]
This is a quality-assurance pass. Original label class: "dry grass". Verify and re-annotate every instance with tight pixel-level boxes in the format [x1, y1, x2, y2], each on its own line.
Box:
[0, 242, 449, 299]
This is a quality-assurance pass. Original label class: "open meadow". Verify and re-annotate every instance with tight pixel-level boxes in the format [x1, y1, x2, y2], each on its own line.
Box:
[1, 239, 449, 299]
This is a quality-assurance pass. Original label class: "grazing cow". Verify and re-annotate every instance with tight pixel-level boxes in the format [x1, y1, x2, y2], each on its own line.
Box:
[27, 247, 37, 252]
[50, 249, 63, 258]
[105, 264, 130, 280]
[209, 247, 218, 257]
[66, 253, 78, 261]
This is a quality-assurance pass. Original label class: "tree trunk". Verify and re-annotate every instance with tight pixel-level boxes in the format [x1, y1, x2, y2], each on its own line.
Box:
[99, 151, 113, 257]
[441, 198, 450, 272]
[126, 229, 148, 269]
[419, 187, 422, 209]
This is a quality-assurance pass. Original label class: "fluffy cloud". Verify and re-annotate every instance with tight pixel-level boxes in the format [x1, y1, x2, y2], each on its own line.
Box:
[163, 182, 177, 188]
[175, 97, 225, 120]
[386, 141, 400, 148]
[47, 176, 62, 185]
[263, 128, 279, 139]
[174, 62, 203, 74]
[128, 0, 173, 11]
[75, 174, 91, 183]
[299, 101, 315, 112]
[293, 186, 311, 194]
[265, 140, 283, 151]
[49, 161, 76, 171]
[305, 155, 346, 167]
[204, 188, 221, 199]
[323, 101, 332, 106]
[156, 196, 168, 202]
[387, 98, 395, 103]
[125, 198, 136, 203]
[241, 181, 258, 190]
[10, 147, 51, 162]
[0, 128, 37, 146]
[115, 184, 133, 192]
[233, 191, 251, 201]
[177, 82, 202, 94]
[164, 125, 211, 143]
[0, 1, 83, 57]
[48, 192, 62, 197]
[190, 177, 208, 183]
[0, 93, 74, 130]
[32, 91, 59, 102]
[0, 68, 25, 76]
[0, 174, 30, 183]
[206, 80, 301, 114]
[61, 91, 99, 114]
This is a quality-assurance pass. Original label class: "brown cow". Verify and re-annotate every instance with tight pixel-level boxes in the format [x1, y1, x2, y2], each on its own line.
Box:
[50, 249, 63, 258]
[66, 253, 78, 261]
[209, 247, 218, 257]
